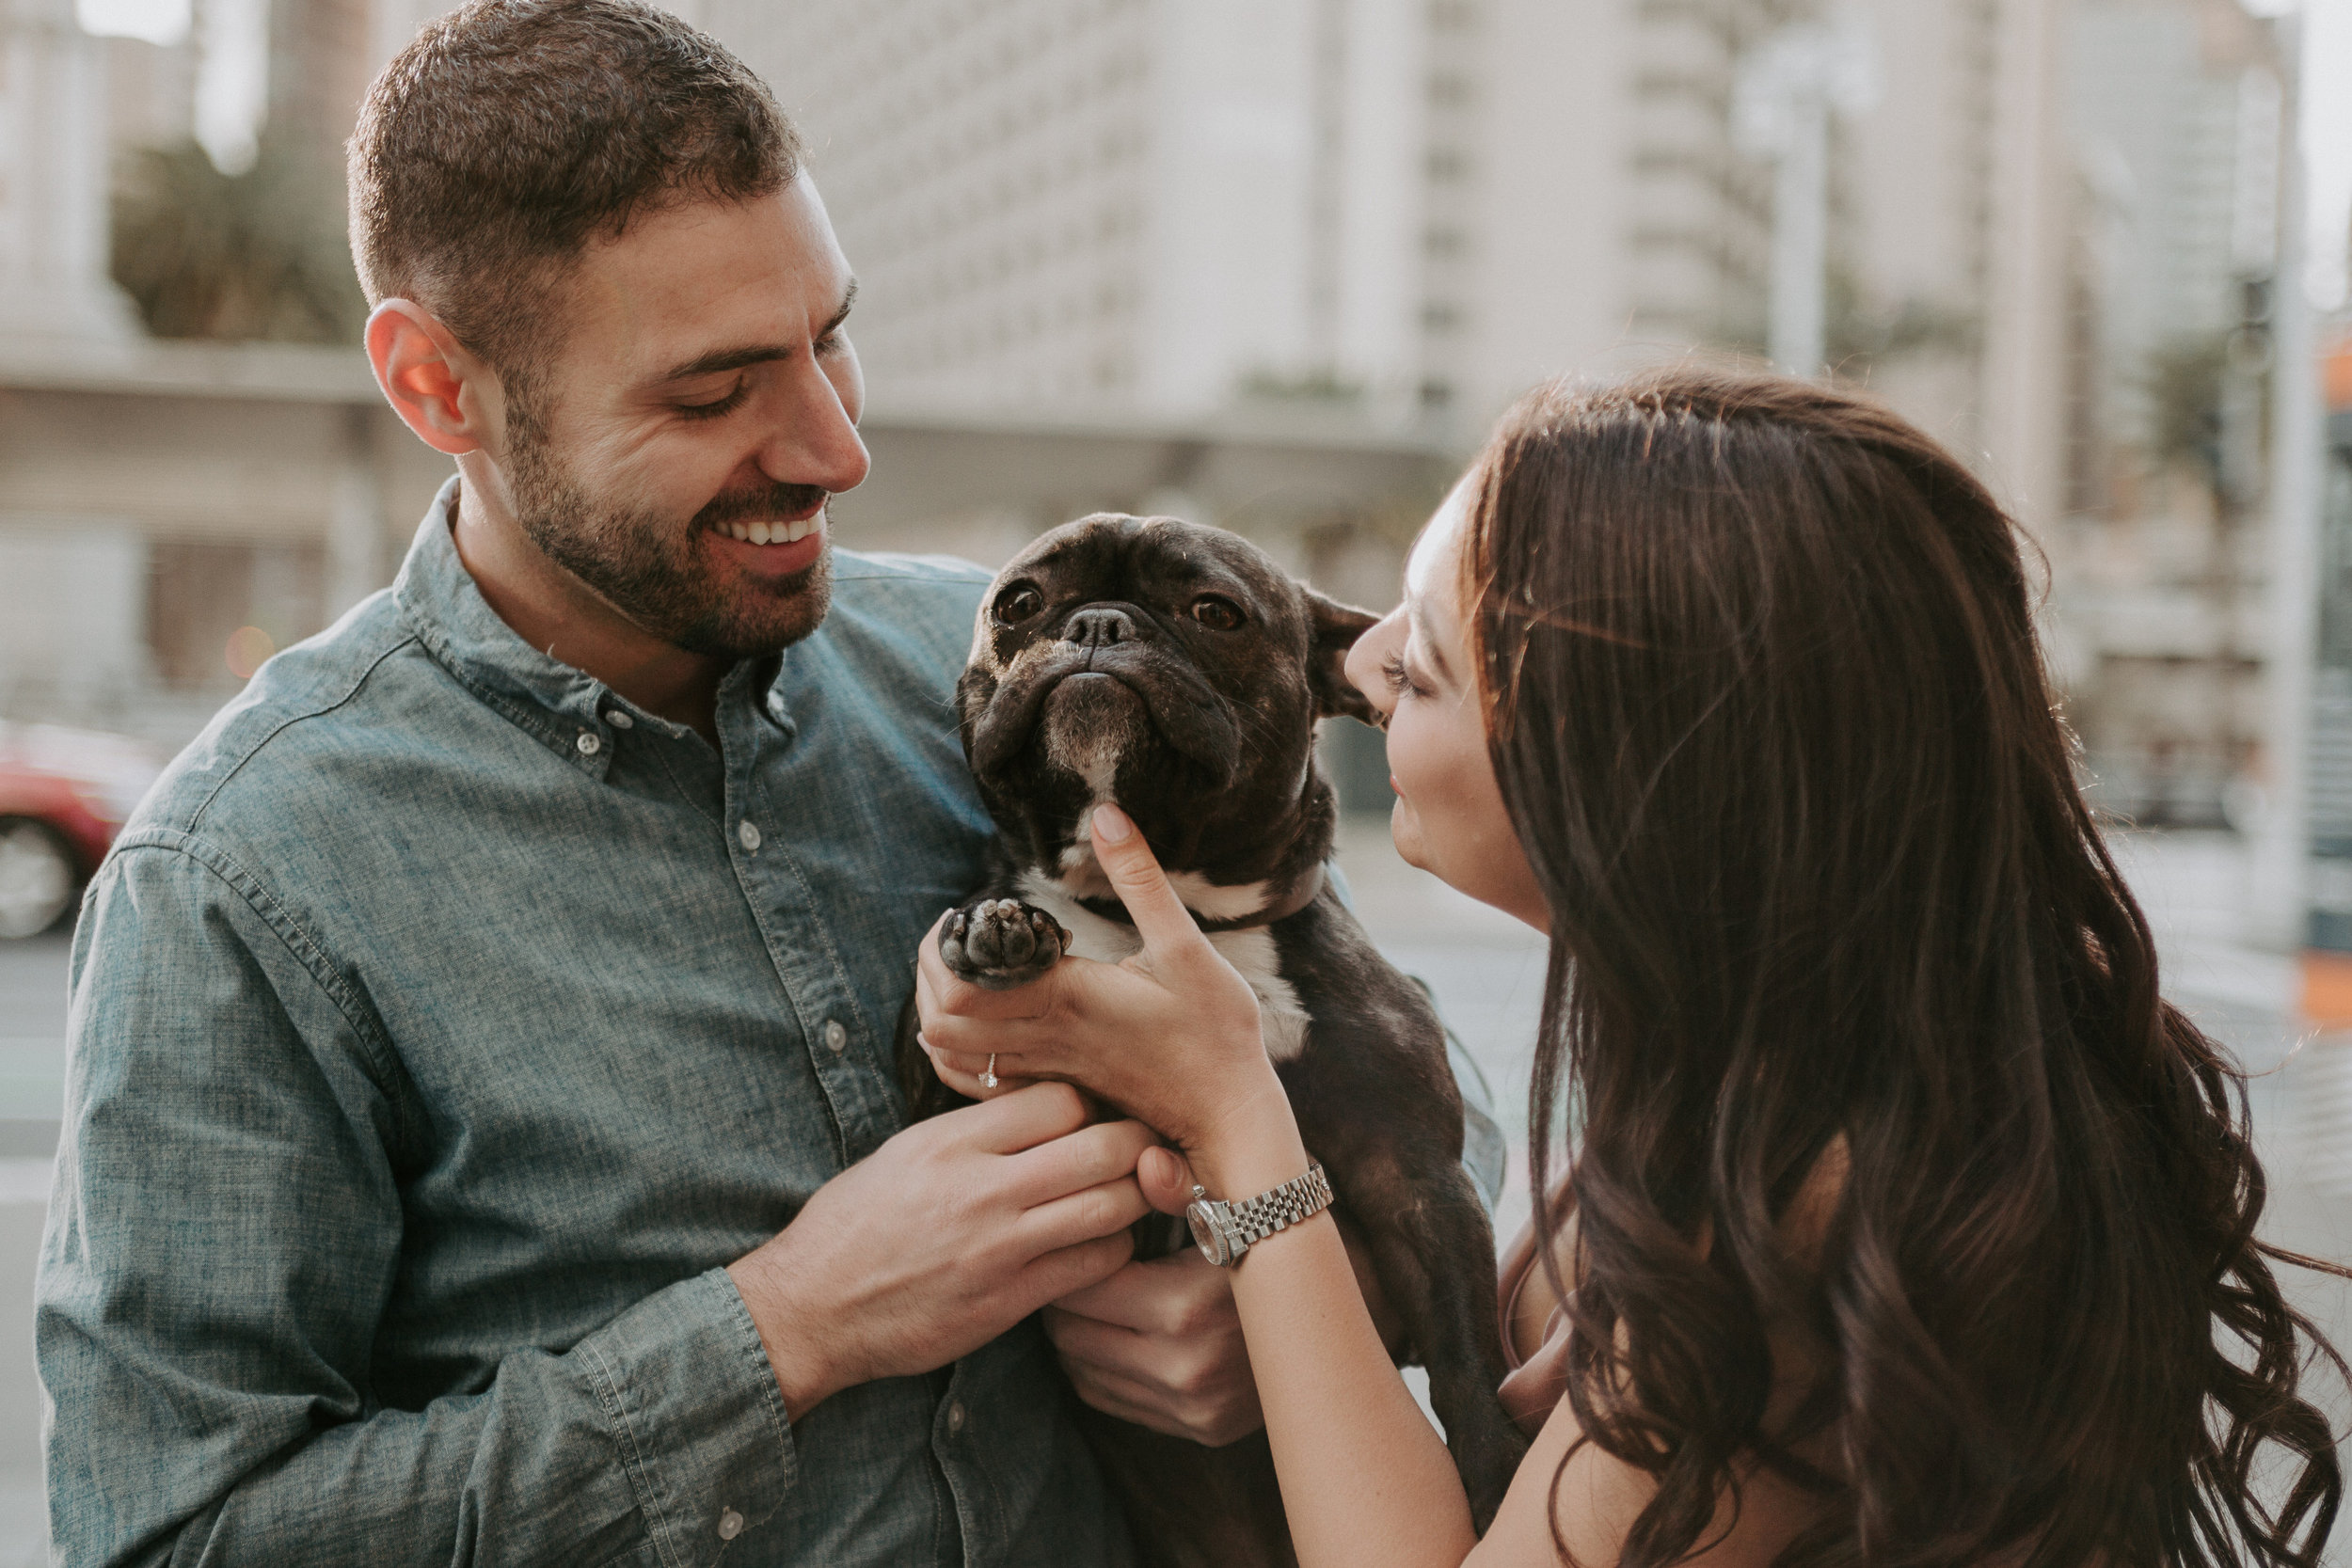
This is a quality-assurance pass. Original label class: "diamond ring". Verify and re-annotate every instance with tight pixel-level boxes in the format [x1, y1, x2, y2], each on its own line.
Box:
[980, 1053, 998, 1090]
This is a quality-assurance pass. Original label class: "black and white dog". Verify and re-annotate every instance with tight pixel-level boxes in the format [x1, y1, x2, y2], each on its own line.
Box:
[898, 513, 1524, 1567]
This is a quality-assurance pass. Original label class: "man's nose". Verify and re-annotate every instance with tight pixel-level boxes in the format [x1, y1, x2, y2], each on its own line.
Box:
[757, 368, 870, 495]
[1061, 606, 1141, 649]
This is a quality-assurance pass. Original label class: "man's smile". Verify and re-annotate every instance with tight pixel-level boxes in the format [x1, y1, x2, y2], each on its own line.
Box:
[706, 502, 828, 575]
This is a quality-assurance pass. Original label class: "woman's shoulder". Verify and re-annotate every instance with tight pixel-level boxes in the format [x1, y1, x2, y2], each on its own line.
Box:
[1494, 1135, 1851, 1431]
[1482, 1138, 1854, 1563]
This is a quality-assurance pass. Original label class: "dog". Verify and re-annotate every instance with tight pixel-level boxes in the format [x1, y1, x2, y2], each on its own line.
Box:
[898, 513, 1526, 1567]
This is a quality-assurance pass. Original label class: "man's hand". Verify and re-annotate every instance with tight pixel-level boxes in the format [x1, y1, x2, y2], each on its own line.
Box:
[1046, 1250, 1262, 1446]
[726, 1083, 1154, 1418]
[1044, 1148, 1410, 1446]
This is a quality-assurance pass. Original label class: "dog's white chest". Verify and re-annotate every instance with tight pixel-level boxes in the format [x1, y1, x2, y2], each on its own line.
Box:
[1016, 873, 1312, 1063]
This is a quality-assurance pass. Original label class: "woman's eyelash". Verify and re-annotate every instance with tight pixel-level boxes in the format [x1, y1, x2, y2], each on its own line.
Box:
[1381, 653, 1431, 699]
[675, 381, 750, 420]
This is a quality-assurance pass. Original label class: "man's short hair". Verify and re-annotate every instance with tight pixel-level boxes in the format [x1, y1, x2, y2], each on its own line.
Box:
[348, 0, 802, 393]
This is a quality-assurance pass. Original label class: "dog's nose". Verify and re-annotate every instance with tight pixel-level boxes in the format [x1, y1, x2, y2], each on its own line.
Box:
[1062, 606, 1138, 649]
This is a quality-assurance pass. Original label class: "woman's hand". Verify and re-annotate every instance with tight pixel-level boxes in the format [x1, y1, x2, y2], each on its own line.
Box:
[915, 804, 1290, 1165]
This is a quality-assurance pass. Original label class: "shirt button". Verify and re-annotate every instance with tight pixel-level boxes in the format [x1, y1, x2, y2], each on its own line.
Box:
[717, 1505, 744, 1540]
[823, 1019, 848, 1053]
[738, 819, 762, 852]
[575, 731, 601, 756]
[946, 1401, 966, 1435]
[605, 708, 634, 730]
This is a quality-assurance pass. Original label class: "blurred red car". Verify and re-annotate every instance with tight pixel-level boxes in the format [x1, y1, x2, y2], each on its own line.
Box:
[0, 723, 160, 940]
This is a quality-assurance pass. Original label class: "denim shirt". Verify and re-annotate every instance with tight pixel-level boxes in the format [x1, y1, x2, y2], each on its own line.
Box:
[39, 479, 1504, 1568]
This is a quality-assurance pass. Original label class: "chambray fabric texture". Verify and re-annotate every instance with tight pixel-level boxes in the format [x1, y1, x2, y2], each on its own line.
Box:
[39, 478, 1507, 1568]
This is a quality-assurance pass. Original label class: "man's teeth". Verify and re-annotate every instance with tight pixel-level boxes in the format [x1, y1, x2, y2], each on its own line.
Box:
[723, 515, 820, 546]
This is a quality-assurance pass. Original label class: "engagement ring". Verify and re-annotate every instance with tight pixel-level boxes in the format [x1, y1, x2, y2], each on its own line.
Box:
[980, 1054, 998, 1090]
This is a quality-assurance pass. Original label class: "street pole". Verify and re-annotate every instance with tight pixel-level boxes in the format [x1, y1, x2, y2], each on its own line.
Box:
[1769, 89, 1829, 378]
[2247, 10, 2326, 953]
[1736, 18, 1875, 381]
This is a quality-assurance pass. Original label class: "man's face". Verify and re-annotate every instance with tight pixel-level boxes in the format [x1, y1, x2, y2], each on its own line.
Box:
[498, 176, 869, 657]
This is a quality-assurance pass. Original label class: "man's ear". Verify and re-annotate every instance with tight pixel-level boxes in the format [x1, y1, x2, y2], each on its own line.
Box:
[365, 300, 497, 457]
[1306, 588, 1380, 723]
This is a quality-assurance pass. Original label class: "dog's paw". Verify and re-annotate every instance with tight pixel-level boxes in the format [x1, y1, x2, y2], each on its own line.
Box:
[940, 898, 1073, 990]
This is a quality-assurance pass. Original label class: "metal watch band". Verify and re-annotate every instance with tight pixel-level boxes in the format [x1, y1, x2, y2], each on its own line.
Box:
[1226, 1163, 1333, 1249]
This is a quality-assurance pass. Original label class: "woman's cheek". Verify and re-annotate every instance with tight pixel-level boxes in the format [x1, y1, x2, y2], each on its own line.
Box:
[1383, 720, 1441, 869]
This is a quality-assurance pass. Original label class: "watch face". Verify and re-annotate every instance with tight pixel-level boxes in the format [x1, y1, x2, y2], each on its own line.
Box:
[1186, 1204, 1222, 1263]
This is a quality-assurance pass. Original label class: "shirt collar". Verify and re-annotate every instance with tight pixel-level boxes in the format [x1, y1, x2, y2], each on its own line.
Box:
[392, 476, 715, 774]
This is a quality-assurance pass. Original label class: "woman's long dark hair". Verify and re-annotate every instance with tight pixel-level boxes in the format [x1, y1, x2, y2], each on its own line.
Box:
[1470, 368, 2348, 1567]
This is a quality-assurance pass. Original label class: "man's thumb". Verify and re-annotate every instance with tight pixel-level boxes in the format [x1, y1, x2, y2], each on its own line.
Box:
[1089, 804, 1200, 952]
[1137, 1145, 1197, 1215]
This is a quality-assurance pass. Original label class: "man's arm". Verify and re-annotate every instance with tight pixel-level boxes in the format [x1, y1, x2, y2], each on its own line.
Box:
[40, 844, 1146, 1566]
[40, 843, 796, 1566]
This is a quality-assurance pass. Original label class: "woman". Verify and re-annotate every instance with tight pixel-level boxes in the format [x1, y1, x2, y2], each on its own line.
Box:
[915, 369, 2349, 1566]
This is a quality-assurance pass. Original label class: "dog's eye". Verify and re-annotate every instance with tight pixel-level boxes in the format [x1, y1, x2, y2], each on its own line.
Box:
[993, 584, 1045, 625]
[1189, 595, 1245, 631]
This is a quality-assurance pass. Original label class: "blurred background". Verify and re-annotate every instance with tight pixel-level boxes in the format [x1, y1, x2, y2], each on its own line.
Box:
[1, 0, 2350, 1558]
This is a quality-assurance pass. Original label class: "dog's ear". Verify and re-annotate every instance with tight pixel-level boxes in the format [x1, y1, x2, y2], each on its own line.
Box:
[1305, 589, 1381, 723]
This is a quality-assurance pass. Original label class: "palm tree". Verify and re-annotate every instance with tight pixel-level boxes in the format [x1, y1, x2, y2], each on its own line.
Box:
[110, 133, 366, 343]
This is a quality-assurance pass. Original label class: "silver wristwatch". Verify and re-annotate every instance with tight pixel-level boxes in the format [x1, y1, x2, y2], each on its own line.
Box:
[1184, 1163, 1334, 1267]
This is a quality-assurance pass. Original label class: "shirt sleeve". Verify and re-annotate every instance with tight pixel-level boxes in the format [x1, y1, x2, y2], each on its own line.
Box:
[1320, 860, 1510, 1217]
[1442, 1011, 1509, 1218]
[38, 839, 795, 1568]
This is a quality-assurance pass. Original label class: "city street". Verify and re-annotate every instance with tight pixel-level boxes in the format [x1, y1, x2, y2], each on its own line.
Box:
[0, 825, 2344, 1559]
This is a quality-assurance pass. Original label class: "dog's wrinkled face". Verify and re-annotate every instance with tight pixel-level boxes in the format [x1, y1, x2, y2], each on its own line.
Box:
[960, 514, 1377, 905]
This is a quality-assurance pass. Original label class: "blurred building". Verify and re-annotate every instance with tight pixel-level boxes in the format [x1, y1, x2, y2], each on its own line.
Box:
[0, 0, 1457, 752]
[0, 0, 2328, 841]
[707, 0, 2100, 813]
[0, 0, 417, 741]
[2042, 0, 2287, 826]
[713, 0, 2074, 462]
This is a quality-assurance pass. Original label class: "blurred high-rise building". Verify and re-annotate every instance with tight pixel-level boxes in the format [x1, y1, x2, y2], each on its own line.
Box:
[0, 0, 2303, 826]
[2044, 0, 2287, 824]
[712, 0, 2074, 483]
[703, 0, 1435, 425]
[714, 0, 2310, 831]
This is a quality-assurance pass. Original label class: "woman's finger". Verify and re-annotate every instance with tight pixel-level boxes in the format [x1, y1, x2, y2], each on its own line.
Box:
[1089, 805, 1213, 960]
[920, 1041, 1029, 1100]
[923, 1039, 1016, 1080]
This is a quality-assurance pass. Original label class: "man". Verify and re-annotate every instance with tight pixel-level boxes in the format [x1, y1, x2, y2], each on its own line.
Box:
[38, 3, 1501, 1563]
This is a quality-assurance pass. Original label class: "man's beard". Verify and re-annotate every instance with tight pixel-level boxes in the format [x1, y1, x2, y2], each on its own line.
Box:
[504, 431, 834, 659]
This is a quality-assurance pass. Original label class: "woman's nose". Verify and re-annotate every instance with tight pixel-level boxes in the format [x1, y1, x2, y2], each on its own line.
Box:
[1343, 612, 1404, 721]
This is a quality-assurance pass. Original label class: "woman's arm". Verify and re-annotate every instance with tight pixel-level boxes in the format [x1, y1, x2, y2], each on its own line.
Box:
[1180, 1096, 1480, 1567]
[915, 808, 1481, 1564]
[914, 806, 1826, 1568]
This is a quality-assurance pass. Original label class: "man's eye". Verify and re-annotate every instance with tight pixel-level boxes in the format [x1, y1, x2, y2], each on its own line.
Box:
[675, 381, 749, 420]
[1189, 595, 1245, 631]
[993, 584, 1045, 625]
